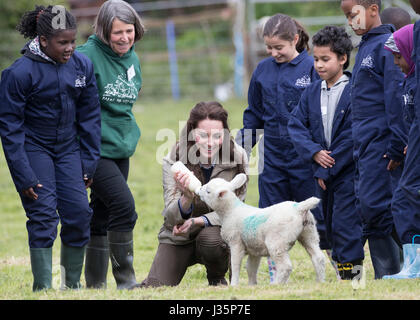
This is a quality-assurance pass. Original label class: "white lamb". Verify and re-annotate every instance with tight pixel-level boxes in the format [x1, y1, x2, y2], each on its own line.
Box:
[198, 173, 326, 285]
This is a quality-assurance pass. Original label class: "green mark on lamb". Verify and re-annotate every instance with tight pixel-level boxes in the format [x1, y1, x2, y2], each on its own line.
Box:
[243, 214, 268, 238]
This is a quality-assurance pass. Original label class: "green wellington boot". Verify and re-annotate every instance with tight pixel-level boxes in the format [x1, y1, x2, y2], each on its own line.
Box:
[29, 247, 52, 291]
[85, 235, 109, 289]
[60, 242, 86, 289]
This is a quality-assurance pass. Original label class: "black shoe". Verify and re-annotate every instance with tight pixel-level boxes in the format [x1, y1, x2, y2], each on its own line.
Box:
[208, 278, 228, 286]
[337, 260, 363, 280]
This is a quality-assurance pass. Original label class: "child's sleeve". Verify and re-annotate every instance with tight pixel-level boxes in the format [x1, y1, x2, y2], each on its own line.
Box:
[0, 68, 38, 192]
[235, 69, 265, 155]
[288, 88, 323, 163]
[76, 60, 102, 180]
[329, 104, 354, 177]
[383, 52, 408, 162]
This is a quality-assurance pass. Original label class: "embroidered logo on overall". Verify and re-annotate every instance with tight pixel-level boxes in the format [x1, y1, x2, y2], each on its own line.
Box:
[295, 75, 311, 88]
[361, 55, 374, 68]
[403, 93, 414, 106]
[75, 75, 86, 88]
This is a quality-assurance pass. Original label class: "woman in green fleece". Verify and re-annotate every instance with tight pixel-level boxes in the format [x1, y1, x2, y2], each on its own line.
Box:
[77, 0, 145, 290]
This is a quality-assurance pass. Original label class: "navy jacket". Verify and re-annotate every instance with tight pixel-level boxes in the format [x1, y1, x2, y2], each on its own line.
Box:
[401, 74, 417, 131]
[0, 44, 101, 191]
[288, 76, 353, 181]
[414, 20, 420, 124]
[351, 24, 407, 161]
[238, 50, 319, 149]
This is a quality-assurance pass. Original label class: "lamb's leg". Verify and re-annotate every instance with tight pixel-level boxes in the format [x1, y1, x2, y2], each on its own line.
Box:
[229, 242, 246, 286]
[269, 251, 293, 284]
[246, 255, 261, 285]
[298, 219, 326, 282]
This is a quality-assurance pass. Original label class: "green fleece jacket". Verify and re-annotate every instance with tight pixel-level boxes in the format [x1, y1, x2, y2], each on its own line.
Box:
[77, 35, 141, 159]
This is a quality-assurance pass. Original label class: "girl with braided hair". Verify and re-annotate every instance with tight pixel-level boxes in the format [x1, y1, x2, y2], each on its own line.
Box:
[0, 5, 101, 291]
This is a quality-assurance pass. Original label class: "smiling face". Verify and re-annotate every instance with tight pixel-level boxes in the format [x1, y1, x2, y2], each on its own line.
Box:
[194, 119, 224, 163]
[109, 18, 135, 56]
[264, 35, 299, 64]
[40, 29, 77, 64]
[313, 45, 346, 87]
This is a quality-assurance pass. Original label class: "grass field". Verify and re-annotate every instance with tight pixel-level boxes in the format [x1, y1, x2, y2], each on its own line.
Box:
[0, 98, 419, 300]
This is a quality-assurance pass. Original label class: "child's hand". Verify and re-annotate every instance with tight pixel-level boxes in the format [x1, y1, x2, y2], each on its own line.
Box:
[404, 146, 408, 155]
[318, 178, 327, 191]
[22, 183, 43, 200]
[383, 154, 401, 171]
[313, 150, 335, 168]
[83, 174, 93, 189]
[84, 178, 93, 189]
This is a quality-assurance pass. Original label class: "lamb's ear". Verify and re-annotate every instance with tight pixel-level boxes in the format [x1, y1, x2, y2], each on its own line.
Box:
[218, 188, 229, 199]
[229, 173, 247, 191]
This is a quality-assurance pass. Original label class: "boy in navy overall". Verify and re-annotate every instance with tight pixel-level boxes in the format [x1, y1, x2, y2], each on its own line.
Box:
[288, 26, 364, 280]
[341, 0, 407, 278]
[0, 6, 101, 290]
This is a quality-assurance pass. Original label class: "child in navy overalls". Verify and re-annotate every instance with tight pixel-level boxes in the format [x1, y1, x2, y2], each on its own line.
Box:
[341, 0, 407, 279]
[289, 26, 364, 280]
[382, 21, 420, 279]
[236, 13, 328, 283]
[0, 6, 101, 291]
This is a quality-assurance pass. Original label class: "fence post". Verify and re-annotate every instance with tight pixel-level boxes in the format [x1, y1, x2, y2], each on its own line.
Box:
[233, 0, 245, 97]
[166, 20, 180, 100]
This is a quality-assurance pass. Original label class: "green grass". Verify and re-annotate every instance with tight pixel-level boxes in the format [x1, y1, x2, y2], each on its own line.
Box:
[0, 98, 419, 300]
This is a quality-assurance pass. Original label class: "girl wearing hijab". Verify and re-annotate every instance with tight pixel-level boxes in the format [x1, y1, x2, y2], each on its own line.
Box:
[383, 24, 420, 279]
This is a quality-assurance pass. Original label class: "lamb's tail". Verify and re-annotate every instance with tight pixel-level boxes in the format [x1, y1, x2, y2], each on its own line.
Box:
[295, 197, 320, 214]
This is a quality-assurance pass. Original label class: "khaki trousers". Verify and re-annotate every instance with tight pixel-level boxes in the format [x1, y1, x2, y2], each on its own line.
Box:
[141, 226, 229, 287]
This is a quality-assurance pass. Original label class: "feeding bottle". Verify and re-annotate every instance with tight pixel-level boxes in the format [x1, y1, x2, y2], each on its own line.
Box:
[171, 161, 202, 194]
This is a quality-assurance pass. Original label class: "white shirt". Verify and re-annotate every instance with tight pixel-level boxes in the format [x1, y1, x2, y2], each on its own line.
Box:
[320, 74, 349, 148]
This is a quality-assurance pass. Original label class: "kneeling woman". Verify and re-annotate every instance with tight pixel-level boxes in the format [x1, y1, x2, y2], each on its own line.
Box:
[141, 101, 248, 287]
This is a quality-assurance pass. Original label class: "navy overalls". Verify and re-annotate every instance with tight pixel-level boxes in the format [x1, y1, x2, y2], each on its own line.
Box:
[0, 48, 101, 248]
[237, 50, 328, 249]
[392, 21, 420, 245]
[288, 77, 364, 263]
[350, 24, 407, 240]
